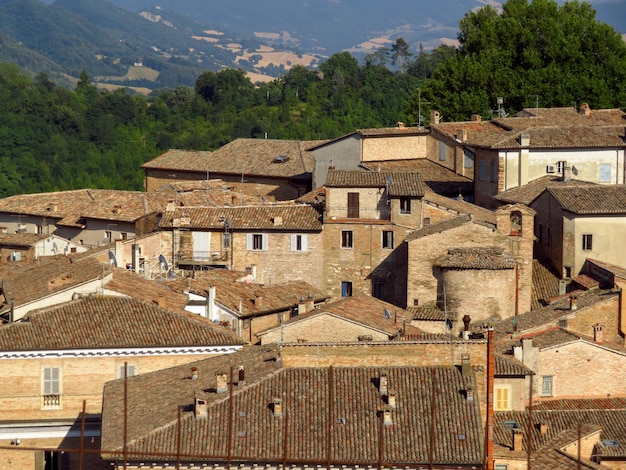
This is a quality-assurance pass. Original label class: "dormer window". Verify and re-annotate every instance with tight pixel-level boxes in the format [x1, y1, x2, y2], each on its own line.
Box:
[400, 197, 411, 214]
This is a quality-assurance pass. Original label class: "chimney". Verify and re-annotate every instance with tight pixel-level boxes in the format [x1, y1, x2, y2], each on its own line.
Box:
[461, 353, 471, 377]
[519, 133, 530, 147]
[206, 286, 216, 319]
[156, 294, 166, 308]
[298, 296, 307, 316]
[465, 386, 474, 403]
[305, 292, 315, 312]
[388, 392, 397, 409]
[471, 114, 482, 122]
[593, 323, 604, 344]
[397, 121, 405, 128]
[216, 373, 228, 393]
[383, 406, 393, 426]
[579, 103, 591, 117]
[253, 296, 263, 308]
[194, 396, 208, 419]
[250, 264, 257, 281]
[430, 110, 440, 125]
[379, 373, 389, 396]
[272, 216, 283, 227]
[231, 195, 237, 205]
[570, 295, 578, 311]
[238, 365, 245, 385]
[273, 398, 283, 417]
[191, 367, 198, 380]
[238, 298, 243, 313]
[512, 429, 523, 451]
[538, 423, 548, 435]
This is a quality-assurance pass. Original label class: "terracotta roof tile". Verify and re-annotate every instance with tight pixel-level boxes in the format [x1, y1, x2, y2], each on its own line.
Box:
[102, 355, 484, 465]
[531, 259, 561, 310]
[357, 126, 430, 137]
[434, 247, 516, 270]
[495, 353, 533, 376]
[405, 215, 496, 242]
[548, 185, 626, 214]
[325, 170, 425, 197]
[0, 189, 168, 224]
[407, 305, 448, 321]
[0, 233, 47, 247]
[155, 180, 261, 206]
[143, 139, 324, 178]
[494, 175, 596, 205]
[166, 271, 328, 318]
[159, 204, 323, 231]
[423, 191, 497, 224]
[0, 296, 243, 351]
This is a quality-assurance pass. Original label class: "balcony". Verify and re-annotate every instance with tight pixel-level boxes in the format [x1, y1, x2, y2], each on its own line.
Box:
[42, 394, 61, 409]
[326, 206, 391, 221]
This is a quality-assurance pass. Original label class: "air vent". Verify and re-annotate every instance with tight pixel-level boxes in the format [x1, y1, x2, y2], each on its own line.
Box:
[272, 155, 289, 163]
[546, 164, 556, 173]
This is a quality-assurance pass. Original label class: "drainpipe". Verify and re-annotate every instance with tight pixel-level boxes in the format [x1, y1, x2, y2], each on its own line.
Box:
[485, 327, 495, 470]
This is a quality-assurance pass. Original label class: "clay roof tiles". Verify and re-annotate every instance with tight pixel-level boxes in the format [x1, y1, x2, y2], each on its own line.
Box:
[142, 139, 324, 178]
[325, 170, 425, 197]
[101, 352, 484, 465]
[0, 296, 243, 351]
[494, 175, 596, 205]
[547, 185, 626, 214]
[159, 204, 323, 231]
[434, 247, 516, 270]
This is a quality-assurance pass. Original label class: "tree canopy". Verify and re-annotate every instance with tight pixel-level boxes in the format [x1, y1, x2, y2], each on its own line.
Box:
[410, 0, 626, 122]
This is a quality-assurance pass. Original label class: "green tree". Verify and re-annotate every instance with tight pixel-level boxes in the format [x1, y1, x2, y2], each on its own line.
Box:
[391, 37, 412, 74]
[412, 0, 626, 121]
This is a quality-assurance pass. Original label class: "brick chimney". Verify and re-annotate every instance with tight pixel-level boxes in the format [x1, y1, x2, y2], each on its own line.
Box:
[579, 103, 591, 117]
[238, 365, 245, 385]
[194, 396, 208, 419]
[430, 110, 440, 125]
[512, 429, 523, 451]
[379, 373, 389, 396]
[593, 323, 604, 344]
[383, 405, 393, 426]
[570, 295, 578, 311]
[471, 114, 481, 122]
[272, 397, 283, 417]
[216, 373, 228, 393]
[388, 392, 397, 409]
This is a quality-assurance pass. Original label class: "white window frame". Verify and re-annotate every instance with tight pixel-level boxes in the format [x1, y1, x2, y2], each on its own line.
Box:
[42, 367, 61, 409]
[541, 375, 554, 397]
[582, 233, 593, 251]
[290, 234, 308, 252]
[117, 364, 137, 379]
[246, 233, 268, 251]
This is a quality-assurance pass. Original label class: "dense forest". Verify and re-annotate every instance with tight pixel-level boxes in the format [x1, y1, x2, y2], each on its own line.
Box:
[0, 0, 625, 198]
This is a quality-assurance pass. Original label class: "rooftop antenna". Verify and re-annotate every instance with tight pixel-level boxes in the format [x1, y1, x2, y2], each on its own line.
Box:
[417, 88, 430, 127]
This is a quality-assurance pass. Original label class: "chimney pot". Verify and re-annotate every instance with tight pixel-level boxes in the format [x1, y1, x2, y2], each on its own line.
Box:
[388, 392, 397, 409]
[594, 323, 604, 344]
[512, 429, 523, 451]
[191, 367, 198, 380]
[273, 398, 283, 417]
[383, 406, 393, 426]
[216, 373, 228, 393]
[195, 396, 208, 419]
[570, 295, 578, 311]
[379, 373, 389, 396]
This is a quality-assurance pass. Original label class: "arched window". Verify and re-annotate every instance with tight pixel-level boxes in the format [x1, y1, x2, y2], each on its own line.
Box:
[510, 211, 522, 236]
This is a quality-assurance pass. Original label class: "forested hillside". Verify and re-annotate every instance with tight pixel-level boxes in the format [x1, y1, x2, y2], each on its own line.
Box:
[0, 0, 624, 199]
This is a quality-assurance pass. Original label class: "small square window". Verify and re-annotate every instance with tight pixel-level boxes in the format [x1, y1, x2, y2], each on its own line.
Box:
[382, 230, 394, 249]
[582, 234, 593, 251]
[413, 299, 419, 307]
[341, 281, 353, 297]
[341, 230, 353, 248]
[423, 217, 430, 226]
[558, 319, 568, 328]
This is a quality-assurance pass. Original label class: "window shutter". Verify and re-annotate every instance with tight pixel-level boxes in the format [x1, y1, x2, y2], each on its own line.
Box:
[290, 234, 297, 251]
[246, 234, 253, 250]
[301, 234, 308, 252]
[262, 234, 268, 251]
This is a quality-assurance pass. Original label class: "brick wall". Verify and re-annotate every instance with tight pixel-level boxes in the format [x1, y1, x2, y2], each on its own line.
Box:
[0, 353, 231, 421]
[361, 134, 428, 161]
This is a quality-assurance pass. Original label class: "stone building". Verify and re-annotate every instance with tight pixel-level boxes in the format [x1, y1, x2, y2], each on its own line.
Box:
[322, 170, 424, 305]
[405, 203, 535, 329]
[159, 204, 324, 287]
[142, 139, 322, 200]
[0, 296, 243, 470]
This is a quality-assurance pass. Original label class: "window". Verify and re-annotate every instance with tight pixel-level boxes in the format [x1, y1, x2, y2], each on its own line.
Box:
[599, 163, 612, 183]
[382, 231, 394, 249]
[121, 232, 128, 240]
[400, 197, 411, 214]
[490, 163, 498, 183]
[495, 465, 508, 470]
[541, 376, 553, 397]
[291, 234, 308, 252]
[372, 281, 385, 299]
[558, 318, 568, 328]
[37, 225, 43, 234]
[341, 230, 353, 248]
[582, 234, 593, 251]
[479, 160, 487, 181]
[246, 233, 268, 251]
[105, 231, 112, 242]
[117, 364, 137, 379]
[423, 217, 430, 226]
[438, 141, 446, 161]
[557, 161, 567, 174]
[223, 232, 231, 249]
[347, 192, 360, 218]
[564, 266, 572, 279]
[509, 211, 522, 236]
[464, 149, 473, 169]
[39, 451, 70, 470]
[42, 367, 61, 409]
[413, 299, 419, 307]
[341, 281, 353, 297]
[494, 385, 511, 411]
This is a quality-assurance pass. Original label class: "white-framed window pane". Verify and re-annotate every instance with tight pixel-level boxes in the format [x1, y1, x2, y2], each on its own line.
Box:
[118, 364, 137, 379]
[599, 163, 611, 183]
[291, 234, 308, 252]
[43, 367, 60, 395]
[541, 376, 553, 396]
[582, 234, 593, 251]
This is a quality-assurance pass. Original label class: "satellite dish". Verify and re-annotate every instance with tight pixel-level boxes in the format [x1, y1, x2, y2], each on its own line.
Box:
[383, 309, 391, 320]
[108, 251, 118, 268]
[52, 242, 58, 254]
[571, 166, 579, 176]
[159, 254, 169, 271]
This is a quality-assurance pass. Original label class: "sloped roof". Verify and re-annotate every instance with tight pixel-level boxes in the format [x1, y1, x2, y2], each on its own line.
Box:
[405, 214, 496, 243]
[531, 259, 561, 310]
[423, 191, 497, 225]
[547, 185, 626, 215]
[0, 233, 47, 248]
[494, 175, 596, 205]
[0, 255, 114, 311]
[491, 288, 620, 336]
[434, 247, 516, 270]
[143, 139, 323, 178]
[361, 159, 473, 196]
[433, 107, 626, 150]
[0, 296, 243, 351]
[101, 352, 483, 465]
[325, 170, 425, 197]
[495, 353, 533, 377]
[259, 294, 421, 337]
[159, 204, 323, 231]
[407, 305, 448, 321]
[166, 271, 329, 319]
[154, 180, 261, 206]
[103, 268, 189, 312]
[0, 189, 168, 224]
[496, 397, 626, 461]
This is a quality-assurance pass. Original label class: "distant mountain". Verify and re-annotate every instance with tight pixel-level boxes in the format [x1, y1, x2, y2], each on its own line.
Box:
[3, 0, 625, 92]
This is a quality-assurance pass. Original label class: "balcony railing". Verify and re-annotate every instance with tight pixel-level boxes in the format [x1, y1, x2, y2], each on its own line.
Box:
[326, 206, 391, 220]
[43, 394, 61, 409]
